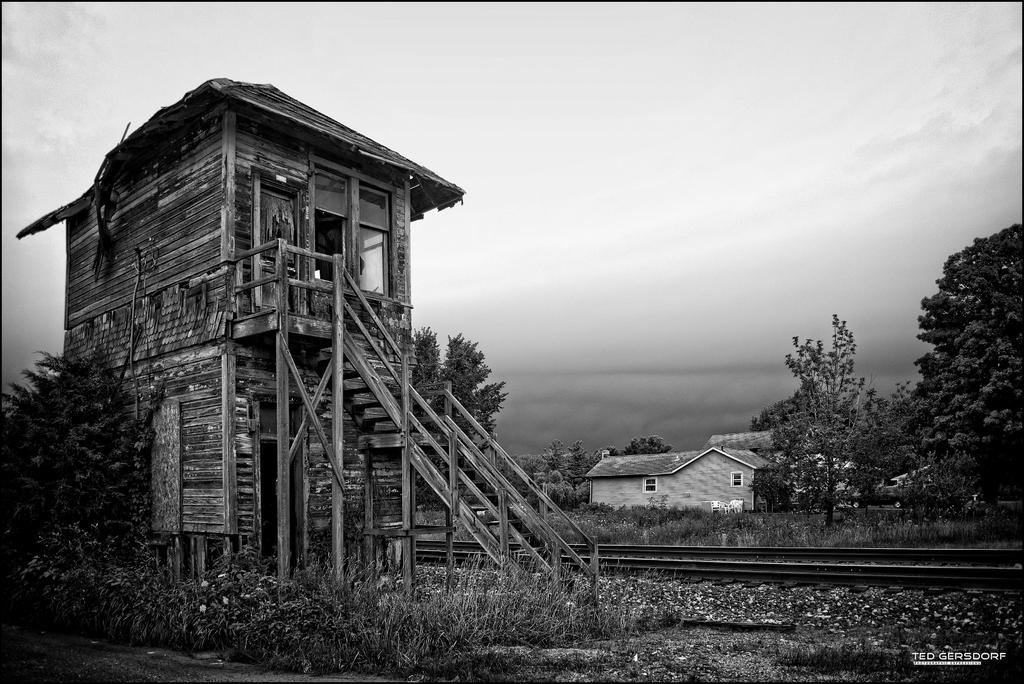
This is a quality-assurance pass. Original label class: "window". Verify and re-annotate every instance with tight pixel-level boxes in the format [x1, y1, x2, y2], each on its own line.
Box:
[313, 173, 347, 281]
[358, 186, 389, 294]
[731, 471, 743, 487]
[643, 477, 657, 493]
[310, 169, 391, 295]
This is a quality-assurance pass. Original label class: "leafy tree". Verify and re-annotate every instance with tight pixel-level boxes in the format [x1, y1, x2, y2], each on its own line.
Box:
[749, 466, 792, 513]
[771, 315, 871, 526]
[411, 327, 509, 436]
[411, 326, 441, 388]
[1, 353, 153, 562]
[900, 453, 979, 517]
[914, 224, 1023, 502]
[622, 435, 674, 455]
[749, 394, 801, 431]
[845, 383, 919, 499]
[441, 334, 508, 435]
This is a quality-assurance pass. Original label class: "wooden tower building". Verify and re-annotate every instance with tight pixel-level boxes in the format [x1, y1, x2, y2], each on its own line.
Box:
[17, 79, 597, 590]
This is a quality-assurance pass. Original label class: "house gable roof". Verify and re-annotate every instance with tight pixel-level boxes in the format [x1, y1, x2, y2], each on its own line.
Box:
[18, 78, 465, 239]
[585, 446, 771, 478]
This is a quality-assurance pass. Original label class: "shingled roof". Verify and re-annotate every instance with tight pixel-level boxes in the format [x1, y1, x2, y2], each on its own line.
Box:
[18, 78, 465, 239]
[702, 431, 774, 452]
[585, 447, 771, 478]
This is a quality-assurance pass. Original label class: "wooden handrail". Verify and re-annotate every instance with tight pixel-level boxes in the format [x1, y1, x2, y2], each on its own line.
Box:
[342, 269, 403, 360]
[408, 385, 591, 577]
[232, 240, 280, 262]
[234, 274, 278, 294]
[443, 389, 598, 561]
[282, 243, 336, 262]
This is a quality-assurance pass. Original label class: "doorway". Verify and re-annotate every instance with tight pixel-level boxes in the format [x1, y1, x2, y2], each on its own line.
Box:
[256, 401, 304, 568]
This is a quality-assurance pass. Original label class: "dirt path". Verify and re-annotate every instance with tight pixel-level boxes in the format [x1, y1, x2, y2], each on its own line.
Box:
[0, 624, 388, 682]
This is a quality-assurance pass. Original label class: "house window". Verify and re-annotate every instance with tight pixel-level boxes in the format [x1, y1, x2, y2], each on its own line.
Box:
[643, 477, 657, 493]
[731, 471, 743, 487]
[358, 186, 389, 295]
[313, 172, 347, 281]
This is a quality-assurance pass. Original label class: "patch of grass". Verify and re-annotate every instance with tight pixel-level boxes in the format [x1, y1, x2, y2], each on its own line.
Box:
[5, 546, 632, 679]
[776, 639, 910, 675]
[541, 505, 1022, 548]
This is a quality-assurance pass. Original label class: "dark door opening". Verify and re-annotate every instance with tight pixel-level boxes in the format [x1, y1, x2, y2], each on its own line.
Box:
[256, 401, 304, 569]
[259, 441, 278, 557]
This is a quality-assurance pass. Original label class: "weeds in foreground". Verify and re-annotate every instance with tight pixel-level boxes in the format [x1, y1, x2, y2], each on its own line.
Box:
[5, 545, 631, 678]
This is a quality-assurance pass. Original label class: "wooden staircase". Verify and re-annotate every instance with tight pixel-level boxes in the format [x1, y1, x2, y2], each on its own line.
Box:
[338, 279, 600, 594]
[230, 240, 598, 593]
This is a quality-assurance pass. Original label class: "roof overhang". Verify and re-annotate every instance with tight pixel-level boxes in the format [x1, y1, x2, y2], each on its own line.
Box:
[17, 78, 465, 240]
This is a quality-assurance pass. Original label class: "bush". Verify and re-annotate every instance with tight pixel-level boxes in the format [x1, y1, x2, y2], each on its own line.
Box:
[1, 353, 154, 564]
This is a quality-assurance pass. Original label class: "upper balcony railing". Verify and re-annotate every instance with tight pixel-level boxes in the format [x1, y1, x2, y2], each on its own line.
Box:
[229, 238, 403, 341]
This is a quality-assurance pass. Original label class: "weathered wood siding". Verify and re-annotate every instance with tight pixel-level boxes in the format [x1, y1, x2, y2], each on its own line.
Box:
[151, 400, 181, 533]
[65, 113, 225, 329]
[591, 452, 756, 510]
[231, 114, 413, 343]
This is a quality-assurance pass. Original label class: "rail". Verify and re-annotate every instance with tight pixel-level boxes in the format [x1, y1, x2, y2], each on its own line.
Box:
[415, 541, 1021, 591]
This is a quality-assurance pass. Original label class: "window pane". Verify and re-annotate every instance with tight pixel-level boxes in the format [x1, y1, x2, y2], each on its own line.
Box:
[359, 188, 387, 228]
[359, 227, 385, 294]
[315, 174, 347, 216]
[314, 211, 344, 280]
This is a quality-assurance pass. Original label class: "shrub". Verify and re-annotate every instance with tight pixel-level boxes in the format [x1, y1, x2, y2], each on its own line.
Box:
[1, 352, 154, 564]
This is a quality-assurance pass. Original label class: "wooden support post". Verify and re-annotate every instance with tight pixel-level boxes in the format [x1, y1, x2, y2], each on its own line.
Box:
[275, 239, 291, 581]
[498, 488, 509, 568]
[221, 348, 237, 536]
[171, 535, 182, 582]
[401, 347, 414, 596]
[331, 253, 345, 582]
[445, 385, 455, 589]
[196, 535, 208, 577]
[364, 448, 375, 573]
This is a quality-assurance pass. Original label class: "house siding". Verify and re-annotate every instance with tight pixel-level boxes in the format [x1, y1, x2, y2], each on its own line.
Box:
[591, 451, 756, 510]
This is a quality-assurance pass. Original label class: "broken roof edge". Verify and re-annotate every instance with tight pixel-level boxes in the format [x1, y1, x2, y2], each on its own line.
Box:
[16, 189, 92, 239]
[17, 77, 465, 238]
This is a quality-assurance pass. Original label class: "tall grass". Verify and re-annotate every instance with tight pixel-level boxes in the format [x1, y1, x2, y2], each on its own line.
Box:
[5, 545, 631, 678]
[543, 503, 1022, 547]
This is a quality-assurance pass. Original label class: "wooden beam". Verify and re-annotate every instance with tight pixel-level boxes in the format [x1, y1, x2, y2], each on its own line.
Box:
[275, 238, 291, 581]
[401, 348, 413, 596]
[498, 488, 509, 568]
[219, 110, 237, 263]
[445, 383, 455, 589]
[221, 349, 237, 535]
[331, 253, 345, 581]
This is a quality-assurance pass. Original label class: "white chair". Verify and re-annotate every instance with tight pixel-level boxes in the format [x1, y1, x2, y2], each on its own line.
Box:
[710, 500, 724, 513]
[727, 499, 744, 513]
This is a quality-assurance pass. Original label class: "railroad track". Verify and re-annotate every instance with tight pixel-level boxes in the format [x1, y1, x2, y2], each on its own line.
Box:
[416, 541, 1022, 591]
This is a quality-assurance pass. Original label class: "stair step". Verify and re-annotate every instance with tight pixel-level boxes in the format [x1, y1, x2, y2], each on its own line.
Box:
[349, 395, 382, 409]
[358, 432, 405, 450]
[359, 408, 396, 427]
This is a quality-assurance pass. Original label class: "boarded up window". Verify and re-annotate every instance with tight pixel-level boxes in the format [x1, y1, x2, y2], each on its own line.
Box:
[180, 398, 224, 531]
[151, 400, 181, 532]
[260, 188, 296, 244]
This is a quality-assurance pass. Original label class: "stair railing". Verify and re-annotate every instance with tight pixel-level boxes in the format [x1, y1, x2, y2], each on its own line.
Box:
[336, 272, 599, 590]
[442, 391, 600, 585]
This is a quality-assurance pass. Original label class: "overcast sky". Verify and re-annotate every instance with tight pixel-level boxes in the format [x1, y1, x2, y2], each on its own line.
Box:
[3, 3, 1021, 456]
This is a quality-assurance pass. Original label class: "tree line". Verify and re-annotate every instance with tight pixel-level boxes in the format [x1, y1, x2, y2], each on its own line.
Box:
[751, 224, 1021, 523]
